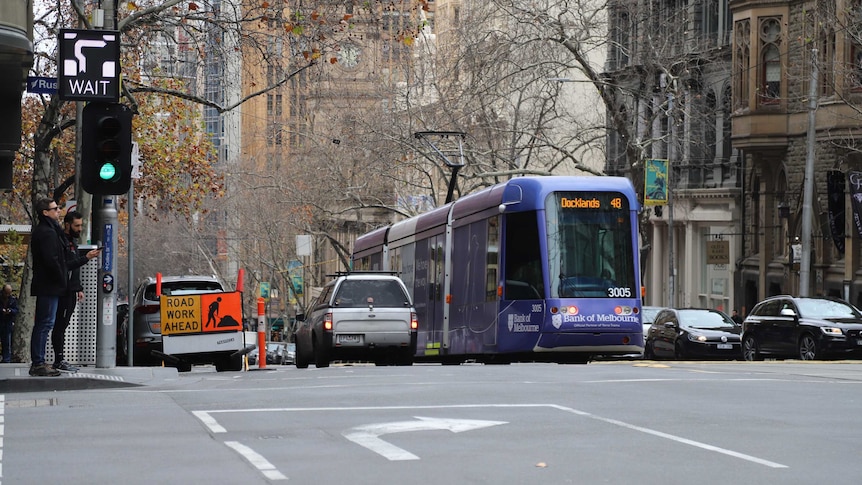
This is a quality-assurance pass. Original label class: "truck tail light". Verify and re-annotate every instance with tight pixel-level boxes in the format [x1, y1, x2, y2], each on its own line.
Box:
[324, 313, 333, 331]
[410, 312, 418, 330]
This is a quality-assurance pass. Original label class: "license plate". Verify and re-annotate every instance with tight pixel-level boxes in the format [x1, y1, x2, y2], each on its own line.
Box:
[717, 344, 733, 350]
[337, 334, 362, 344]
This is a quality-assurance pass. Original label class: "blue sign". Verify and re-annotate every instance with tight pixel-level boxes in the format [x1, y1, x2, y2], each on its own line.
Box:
[102, 223, 113, 272]
[27, 76, 58, 94]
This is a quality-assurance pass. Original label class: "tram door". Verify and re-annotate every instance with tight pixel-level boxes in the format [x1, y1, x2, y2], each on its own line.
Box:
[426, 235, 445, 354]
[414, 235, 445, 357]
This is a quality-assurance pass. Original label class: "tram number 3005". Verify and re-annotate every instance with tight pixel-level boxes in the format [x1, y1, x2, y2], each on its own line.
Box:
[607, 287, 632, 298]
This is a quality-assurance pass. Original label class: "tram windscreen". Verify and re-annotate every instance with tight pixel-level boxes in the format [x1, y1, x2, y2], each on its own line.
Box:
[546, 191, 636, 298]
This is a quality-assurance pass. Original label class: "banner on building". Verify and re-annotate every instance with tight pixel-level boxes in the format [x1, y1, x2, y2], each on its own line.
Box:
[644, 159, 668, 206]
[848, 171, 862, 239]
[827, 170, 845, 253]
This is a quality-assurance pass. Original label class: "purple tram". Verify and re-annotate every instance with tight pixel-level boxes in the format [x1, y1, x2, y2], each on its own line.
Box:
[352, 176, 643, 364]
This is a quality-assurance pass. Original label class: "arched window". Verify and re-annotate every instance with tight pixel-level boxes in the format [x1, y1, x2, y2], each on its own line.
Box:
[759, 18, 782, 105]
[733, 19, 750, 110]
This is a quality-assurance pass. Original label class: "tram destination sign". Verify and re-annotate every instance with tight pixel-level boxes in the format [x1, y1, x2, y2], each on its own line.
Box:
[58, 29, 121, 101]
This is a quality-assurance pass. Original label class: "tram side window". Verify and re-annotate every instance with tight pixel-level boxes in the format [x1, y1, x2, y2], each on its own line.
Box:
[504, 211, 543, 300]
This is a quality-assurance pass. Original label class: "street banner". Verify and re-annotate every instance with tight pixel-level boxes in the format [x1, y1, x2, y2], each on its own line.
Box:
[848, 171, 862, 239]
[644, 159, 668, 206]
[827, 170, 845, 253]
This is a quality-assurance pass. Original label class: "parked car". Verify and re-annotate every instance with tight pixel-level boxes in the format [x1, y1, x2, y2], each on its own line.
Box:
[284, 342, 296, 364]
[294, 271, 418, 368]
[741, 295, 862, 361]
[123, 275, 224, 366]
[644, 308, 741, 360]
[641, 306, 665, 344]
[248, 342, 288, 365]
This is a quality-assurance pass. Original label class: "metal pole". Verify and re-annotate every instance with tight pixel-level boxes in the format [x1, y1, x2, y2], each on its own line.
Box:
[93, 0, 118, 368]
[127, 181, 134, 366]
[667, 90, 676, 308]
[799, 48, 818, 296]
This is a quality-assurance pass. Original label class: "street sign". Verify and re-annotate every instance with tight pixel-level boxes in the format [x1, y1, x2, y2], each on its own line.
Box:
[26, 76, 58, 94]
[161, 291, 243, 336]
[58, 29, 121, 102]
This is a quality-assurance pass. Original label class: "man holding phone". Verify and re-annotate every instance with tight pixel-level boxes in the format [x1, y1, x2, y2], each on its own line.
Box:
[52, 210, 101, 372]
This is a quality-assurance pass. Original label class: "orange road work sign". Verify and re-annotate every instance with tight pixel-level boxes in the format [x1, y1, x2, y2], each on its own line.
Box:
[161, 291, 244, 336]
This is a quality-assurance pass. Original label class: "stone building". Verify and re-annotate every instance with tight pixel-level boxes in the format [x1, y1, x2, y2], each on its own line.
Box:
[732, 0, 862, 310]
[606, 0, 741, 311]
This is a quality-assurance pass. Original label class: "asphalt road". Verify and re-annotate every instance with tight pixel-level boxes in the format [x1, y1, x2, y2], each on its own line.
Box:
[3, 360, 862, 484]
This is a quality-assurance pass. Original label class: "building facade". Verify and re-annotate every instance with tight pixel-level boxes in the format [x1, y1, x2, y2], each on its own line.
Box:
[606, 0, 741, 311]
[732, 0, 862, 310]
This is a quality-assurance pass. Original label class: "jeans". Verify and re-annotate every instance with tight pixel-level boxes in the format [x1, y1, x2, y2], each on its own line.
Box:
[0, 320, 12, 362]
[30, 295, 59, 366]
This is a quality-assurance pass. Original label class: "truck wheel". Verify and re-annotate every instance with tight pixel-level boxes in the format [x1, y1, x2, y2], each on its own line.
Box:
[313, 340, 330, 368]
[215, 354, 243, 372]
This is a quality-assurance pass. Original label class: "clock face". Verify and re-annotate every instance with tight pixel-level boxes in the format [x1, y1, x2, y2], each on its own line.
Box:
[337, 44, 361, 69]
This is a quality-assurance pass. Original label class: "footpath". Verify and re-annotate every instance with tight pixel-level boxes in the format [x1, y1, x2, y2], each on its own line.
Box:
[0, 363, 179, 393]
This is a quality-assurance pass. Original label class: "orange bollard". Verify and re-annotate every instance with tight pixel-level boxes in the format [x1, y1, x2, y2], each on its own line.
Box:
[257, 297, 266, 369]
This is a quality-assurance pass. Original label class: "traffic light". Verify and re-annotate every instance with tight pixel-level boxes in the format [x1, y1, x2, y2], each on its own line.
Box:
[81, 102, 132, 194]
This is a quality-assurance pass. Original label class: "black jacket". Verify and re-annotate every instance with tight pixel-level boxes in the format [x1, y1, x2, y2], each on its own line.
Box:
[64, 232, 90, 294]
[30, 214, 68, 297]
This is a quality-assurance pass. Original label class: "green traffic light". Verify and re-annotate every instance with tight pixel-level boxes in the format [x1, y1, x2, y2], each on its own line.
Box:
[99, 162, 118, 181]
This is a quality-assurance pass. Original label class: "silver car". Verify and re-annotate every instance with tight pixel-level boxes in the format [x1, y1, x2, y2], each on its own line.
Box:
[123, 275, 224, 366]
[294, 272, 417, 368]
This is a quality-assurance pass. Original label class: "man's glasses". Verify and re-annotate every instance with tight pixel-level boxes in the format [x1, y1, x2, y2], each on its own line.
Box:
[46, 206, 59, 211]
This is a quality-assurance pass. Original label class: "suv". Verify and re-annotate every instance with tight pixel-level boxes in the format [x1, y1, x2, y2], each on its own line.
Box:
[742, 295, 862, 361]
[123, 275, 224, 366]
[294, 272, 418, 368]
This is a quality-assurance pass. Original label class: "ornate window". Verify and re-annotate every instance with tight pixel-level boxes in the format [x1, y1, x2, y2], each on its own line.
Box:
[759, 17, 782, 105]
[733, 19, 751, 110]
[848, 1, 862, 90]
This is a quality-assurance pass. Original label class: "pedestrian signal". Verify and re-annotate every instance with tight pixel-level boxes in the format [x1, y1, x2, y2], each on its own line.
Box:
[81, 102, 133, 194]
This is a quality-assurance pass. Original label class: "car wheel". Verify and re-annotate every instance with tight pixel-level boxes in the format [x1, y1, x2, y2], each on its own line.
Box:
[643, 341, 655, 360]
[742, 335, 762, 361]
[798, 334, 818, 360]
[313, 339, 330, 368]
[674, 342, 685, 360]
[294, 340, 310, 369]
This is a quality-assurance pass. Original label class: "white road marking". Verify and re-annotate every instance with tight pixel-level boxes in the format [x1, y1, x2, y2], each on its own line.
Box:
[548, 404, 788, 468]
[343, 416, 507, 460]
[192, 403, 787, 469]
[224, 440, 287, 480]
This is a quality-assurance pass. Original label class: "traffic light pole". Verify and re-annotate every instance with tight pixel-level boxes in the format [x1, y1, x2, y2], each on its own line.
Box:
[93, 197, 118, 368]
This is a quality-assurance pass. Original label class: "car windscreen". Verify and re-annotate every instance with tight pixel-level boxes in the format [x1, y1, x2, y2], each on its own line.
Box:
[678, 310, 734, 329]
[335, 280, 410, 308]
[145, 281, 223, 300]
[795, 299, 862, 319]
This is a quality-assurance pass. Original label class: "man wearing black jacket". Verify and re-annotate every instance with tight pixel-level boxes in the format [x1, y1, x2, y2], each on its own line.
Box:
[29, 198, 67, 376]
[52, 210, 100, 372]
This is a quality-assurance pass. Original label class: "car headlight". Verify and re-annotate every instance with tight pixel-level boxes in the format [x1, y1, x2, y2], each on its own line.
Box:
[687, 333, 707, 342]
[820, 327, 844, 336]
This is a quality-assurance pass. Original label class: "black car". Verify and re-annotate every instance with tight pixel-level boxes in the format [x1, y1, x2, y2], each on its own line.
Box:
[741, 296, 862, 361]
[644, 308, 741, 360]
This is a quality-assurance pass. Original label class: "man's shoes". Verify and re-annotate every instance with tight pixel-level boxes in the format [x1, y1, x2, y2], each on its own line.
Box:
[29, 364, 61, 377]
[53, 361, 79, 372]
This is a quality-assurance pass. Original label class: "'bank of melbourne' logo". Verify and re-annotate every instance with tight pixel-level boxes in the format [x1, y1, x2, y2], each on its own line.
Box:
[58, 29, 121, 102]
